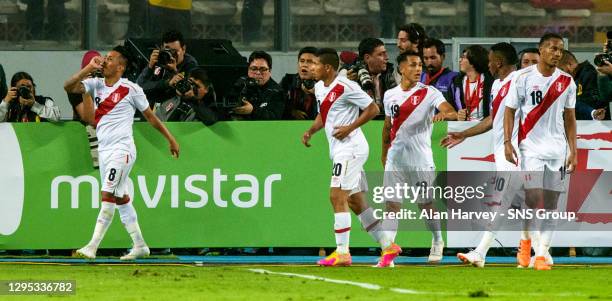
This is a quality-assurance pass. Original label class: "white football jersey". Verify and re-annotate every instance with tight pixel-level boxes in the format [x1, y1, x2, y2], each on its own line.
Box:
[490, 71, 519, 153]
[506, 65, 576, 159]
[383, 82, 446, 167]
[315, 76, 373, 159]
[82, 77, 149, 153]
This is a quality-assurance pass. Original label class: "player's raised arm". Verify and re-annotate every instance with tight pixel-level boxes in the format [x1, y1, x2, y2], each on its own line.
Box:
[302, 113, 323, 147]
[141, 107, 180, 158]
[64, 56, 103, 94]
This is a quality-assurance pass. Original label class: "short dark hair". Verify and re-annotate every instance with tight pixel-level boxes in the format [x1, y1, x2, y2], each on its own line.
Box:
[248, 51, 272, 69]
[316, 47, 339, 70]
[490, 42, 518, 66]
[10, 71, 35, 88]
[463, 45, 489, 74]
[162, 30, 186, 47]
[189, 68, 212, 88]
[112, 45, 132, 67]
[396, 51, 421, 65]
[422, 38, 445, 56]
[539, 32, 563, 47]
[559, 49, 577, 66]
[398, 23, 427, 44]
[298, 46, 317, 59]
[358, 38, 384, 59]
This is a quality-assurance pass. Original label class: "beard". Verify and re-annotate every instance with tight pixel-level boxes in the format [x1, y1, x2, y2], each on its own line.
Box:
[426, 65, 440, 74]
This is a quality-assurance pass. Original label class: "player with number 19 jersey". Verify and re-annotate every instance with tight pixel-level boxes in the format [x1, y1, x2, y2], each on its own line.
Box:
[384, 82, 446, 168]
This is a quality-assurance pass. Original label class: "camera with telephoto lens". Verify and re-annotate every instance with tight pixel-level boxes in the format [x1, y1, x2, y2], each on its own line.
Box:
[296, 77, 315, 90]
[342, 60, 373, 90]
[594, 31, 612, 67]
[219, 76, 259, 109]
[157, 47, 178, 67]
[175, 77, 198, 96]
[16, 86, 32, 99]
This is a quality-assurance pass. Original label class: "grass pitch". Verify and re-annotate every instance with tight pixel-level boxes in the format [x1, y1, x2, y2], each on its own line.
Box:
[1, 263, 611, 300]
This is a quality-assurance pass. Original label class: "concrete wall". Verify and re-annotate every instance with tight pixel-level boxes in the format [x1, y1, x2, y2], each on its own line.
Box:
[0, 50, 599, 120]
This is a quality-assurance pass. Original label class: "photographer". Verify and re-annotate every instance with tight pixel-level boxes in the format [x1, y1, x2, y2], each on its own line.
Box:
[136, 30, 198, 106]
[0, 72, 60, 122]
[155, 68, 222, 125]
[559, 49, 607, 120]
[280, 46, 317, 120]
[347, 38, 397, 113]
[231, 51, 285, 120]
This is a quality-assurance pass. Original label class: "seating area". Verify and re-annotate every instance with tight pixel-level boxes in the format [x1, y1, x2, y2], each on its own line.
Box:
[0, 0, 610, 49]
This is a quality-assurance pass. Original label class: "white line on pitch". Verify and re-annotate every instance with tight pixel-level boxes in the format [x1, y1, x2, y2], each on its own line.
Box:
[248, 268, 435, 295]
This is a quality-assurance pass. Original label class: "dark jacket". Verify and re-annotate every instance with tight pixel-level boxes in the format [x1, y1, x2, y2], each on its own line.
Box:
[280, 73, 317, 120]
[136, 53, 199, 106]
[243, 78, 285, 120]
[450, 72, 495, 116]
[0, 64, 6, 101]
[155, 93, 222, 125]
[419, 67, 458, 103]
[574, 61, 606, 110]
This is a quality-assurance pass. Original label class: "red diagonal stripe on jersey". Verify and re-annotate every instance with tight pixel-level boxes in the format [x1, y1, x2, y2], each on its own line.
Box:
[491, 80, 512, 120]
[94, 85, 130, 126]
[518, 75, 571, 144]
[390, 88, 428, 143]
[319, 84, 345, 126]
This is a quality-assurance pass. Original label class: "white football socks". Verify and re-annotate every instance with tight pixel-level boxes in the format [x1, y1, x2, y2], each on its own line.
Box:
[334, 212, 351, 254]
[118, 202, 146, 248]
[357, 207, 385, 244]
[87, 201, 116, 249]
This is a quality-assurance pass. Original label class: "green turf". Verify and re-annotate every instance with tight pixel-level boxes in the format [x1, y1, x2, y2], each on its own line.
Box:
[1, 263, 611, 300]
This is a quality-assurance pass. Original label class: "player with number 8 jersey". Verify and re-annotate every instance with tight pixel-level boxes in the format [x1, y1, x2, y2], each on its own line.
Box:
[64, 45, 180, 261]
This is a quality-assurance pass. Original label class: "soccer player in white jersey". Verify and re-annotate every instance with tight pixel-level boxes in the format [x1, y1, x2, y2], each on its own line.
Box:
[442, 43, 529, 267]
[376, 51, 457, 267]
[504, 33, 577, 270]
[64, 46, 180, 260]
[302, 48, 380, 266]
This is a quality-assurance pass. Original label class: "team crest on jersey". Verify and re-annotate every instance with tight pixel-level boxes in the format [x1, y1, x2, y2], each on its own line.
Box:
[499, 86, 508, 98]
[556, 82, 564, 92]
[411, 95, 421, 105]
[111, 92, 122, 103]
[328, 92, 337, 102]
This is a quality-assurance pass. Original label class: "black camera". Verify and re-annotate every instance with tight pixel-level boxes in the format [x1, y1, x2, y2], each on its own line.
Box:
[157, 47, 178, 67]
[297, 77, 316, 90]
[594, 31, 612, 67]
[219, 76, 259, 109]
[176, 78, 197, 96]
[342, 61, 373, 90]
[16, 86, 32, 99]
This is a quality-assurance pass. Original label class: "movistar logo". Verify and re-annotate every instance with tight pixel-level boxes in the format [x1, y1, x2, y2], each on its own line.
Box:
[0, 125, 25, 236]
[50, 169, 282, 209]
